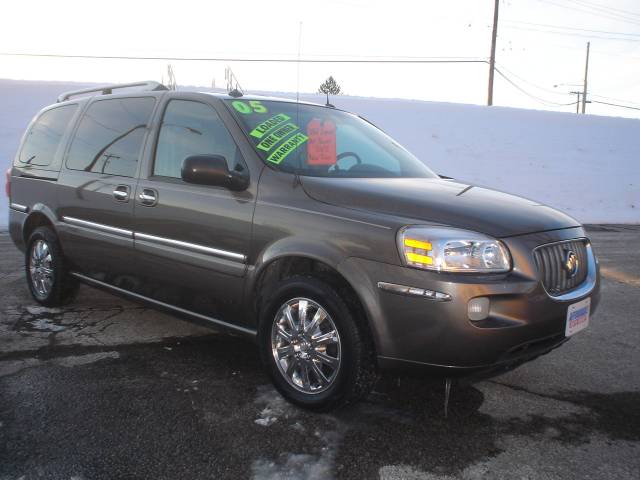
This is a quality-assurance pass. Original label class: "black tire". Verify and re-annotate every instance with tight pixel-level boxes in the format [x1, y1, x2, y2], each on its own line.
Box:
[258, 275, 377, 411]
[25, 226, 78, 307]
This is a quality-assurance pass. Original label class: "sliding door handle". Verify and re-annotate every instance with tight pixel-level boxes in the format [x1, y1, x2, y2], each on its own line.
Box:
[113, 185, 130, 201]
[138, 189, 158, 206]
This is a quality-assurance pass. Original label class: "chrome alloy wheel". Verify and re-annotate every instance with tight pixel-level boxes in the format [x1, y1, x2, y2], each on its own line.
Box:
[29, 239, 54, 298]
[271, 297, 342, 394]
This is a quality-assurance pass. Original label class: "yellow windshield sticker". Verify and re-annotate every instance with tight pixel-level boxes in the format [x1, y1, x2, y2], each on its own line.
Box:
[257, 123, 300, 152]
[250, 114, 291, 139]
[266, 133, 308, 164]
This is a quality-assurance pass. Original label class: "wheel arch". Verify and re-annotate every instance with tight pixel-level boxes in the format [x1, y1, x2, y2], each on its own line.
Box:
[249, 247, 379, 357]
[23, 204, 58, 245]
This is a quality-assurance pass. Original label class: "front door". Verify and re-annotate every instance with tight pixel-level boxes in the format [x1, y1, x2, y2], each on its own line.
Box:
[132, 98, 256, 327]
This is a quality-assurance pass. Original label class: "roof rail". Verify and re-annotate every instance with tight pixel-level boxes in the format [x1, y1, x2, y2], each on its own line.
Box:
[57, 81, 169, 103]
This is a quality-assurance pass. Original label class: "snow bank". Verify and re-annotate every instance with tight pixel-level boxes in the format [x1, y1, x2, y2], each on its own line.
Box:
[1, 79, 638, 227]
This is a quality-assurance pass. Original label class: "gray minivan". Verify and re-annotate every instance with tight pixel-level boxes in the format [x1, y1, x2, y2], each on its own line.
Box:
[6, 81, 599, 410]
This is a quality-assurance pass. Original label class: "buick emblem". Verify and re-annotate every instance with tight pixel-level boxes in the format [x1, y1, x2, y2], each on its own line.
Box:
[563, 250, 579, 278]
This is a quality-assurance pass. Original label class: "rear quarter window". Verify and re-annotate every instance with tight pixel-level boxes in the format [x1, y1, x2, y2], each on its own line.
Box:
[66, 97, 155, 177]
[16, 104, 78, 168]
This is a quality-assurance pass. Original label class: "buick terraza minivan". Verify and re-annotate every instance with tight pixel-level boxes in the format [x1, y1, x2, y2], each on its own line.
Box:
[7, 81, 599, 410]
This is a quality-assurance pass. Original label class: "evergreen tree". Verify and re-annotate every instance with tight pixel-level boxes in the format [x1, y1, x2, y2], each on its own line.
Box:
[318, 76, 342, 95]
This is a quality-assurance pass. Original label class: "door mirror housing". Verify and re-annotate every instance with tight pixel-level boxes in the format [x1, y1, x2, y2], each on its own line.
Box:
[181, 155, 249, 191]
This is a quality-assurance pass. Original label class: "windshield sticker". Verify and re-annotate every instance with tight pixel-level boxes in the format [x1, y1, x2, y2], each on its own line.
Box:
[266, 132, 308, 164]
[232, 100, 268, 114]
[250, 114, 291, 139]
[307, 119, 337, 165]
[257, 123, 300, 152]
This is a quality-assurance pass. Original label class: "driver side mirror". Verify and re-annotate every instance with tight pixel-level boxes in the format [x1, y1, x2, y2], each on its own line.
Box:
[181, 155, 249, 191]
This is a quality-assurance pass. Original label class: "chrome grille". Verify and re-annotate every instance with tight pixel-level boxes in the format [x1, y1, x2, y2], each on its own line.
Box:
[533, 239, 589, 296]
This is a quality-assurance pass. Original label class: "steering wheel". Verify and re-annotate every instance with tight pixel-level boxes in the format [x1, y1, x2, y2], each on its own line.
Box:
[336, 151, 362, 165]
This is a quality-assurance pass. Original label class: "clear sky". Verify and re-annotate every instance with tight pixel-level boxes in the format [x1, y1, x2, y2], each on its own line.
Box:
[1, 0, 639, 118]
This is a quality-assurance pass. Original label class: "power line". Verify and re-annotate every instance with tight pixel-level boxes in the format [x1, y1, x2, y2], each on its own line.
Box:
[0, 51, 488, 64]
[591, 94, 640, 106]
[495, 62, 569, 96]
[591, 100, 640, 111]
[503, 20, 640, 37]
[565, 0, 640, 24]
[571, 0, 640, 18]
[493, 67, 579, 107]
[502, 24, 640, 42]
[537, 0, 640, 27]
[566, 0, 640, 20]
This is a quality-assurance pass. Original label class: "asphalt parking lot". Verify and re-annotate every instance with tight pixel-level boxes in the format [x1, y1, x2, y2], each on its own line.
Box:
[1, 226, 639, 480]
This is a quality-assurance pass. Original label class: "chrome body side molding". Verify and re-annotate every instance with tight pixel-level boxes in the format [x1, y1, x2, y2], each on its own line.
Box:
[378, 281, 451, 301]
[62, 216, 133, 238]
[10, 203, 28, 213]
[69, 272, 257, 336]
[134, 232, 246, 263]
[61, 217, 246, 263]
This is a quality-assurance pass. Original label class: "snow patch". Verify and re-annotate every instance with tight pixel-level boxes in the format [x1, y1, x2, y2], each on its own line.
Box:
[379, 465, 447, 480]
[26, 306, 62, 315]
[252, 431, 341, 480]
[253, 384, 297, 427]
[252, 453, 334, 480]
[55, 351, 120, 368]
[251, 385, 342, 479]
[27, 318, 66, 332]
[254, 416, 277, 427]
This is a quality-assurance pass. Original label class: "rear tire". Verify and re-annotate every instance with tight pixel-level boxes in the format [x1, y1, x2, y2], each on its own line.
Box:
[25, 226, 78, 307]
[258, 275, 377, 411]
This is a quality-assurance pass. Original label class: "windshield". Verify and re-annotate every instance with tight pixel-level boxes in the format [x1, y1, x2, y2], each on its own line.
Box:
[225, 99, 437, 178]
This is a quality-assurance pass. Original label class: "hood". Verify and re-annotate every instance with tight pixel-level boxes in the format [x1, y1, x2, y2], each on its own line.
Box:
[300, 177, 580, 238]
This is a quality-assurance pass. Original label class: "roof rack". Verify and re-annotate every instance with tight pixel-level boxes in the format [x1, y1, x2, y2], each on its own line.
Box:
[57, 81, 168, 103]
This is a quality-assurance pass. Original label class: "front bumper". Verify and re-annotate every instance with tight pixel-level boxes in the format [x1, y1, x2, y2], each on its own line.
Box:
[340, 226, 600, 376]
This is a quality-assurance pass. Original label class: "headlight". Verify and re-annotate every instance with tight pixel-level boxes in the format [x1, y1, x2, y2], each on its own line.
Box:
[398, 226, 511, 273]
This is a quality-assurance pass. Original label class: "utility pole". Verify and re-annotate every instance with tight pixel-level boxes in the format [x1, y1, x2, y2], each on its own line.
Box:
[570, 91, 582, 114]
[487, 0, 500, 106]
[581, 41, 590, 114]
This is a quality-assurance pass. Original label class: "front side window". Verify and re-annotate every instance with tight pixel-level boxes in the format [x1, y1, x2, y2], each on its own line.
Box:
[66, 97, 155, 177]
[18, 104, 78, 167]
[154, 100, 244, 179]
[225, 99, 437, 178]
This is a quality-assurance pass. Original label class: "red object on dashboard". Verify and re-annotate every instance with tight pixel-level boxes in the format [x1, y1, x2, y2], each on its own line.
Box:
[307, 119, 337, 165]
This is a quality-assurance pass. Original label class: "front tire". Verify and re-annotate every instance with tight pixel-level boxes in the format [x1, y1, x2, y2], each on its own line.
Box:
[258, 275, 377, 411]
[25, 226, 78, 307]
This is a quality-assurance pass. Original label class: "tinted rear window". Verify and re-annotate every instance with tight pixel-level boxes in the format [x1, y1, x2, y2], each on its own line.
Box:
[66, 97, 155, 177]
[18, 104, 78, 167]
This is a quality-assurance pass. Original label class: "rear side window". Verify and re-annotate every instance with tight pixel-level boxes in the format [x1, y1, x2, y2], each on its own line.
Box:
[66, 97, 155, 177]
[154, 100, 244, 179]
[17, 104, 78, 167]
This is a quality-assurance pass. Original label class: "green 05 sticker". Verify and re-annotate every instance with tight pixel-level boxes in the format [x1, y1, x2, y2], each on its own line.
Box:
[232, 100, 268, 114]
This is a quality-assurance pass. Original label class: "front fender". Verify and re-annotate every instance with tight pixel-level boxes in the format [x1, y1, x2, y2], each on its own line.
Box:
[246, 236, 347, 295]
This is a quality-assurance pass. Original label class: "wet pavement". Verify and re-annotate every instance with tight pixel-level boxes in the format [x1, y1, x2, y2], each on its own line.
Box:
[1, 227, 639, 479]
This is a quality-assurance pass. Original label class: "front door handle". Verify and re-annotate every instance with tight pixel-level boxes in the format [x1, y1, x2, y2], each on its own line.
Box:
[138, 188, 158, 206]
[113, 185, 130, 202]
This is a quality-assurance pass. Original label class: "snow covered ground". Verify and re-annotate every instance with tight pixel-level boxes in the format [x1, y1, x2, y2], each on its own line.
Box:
[1, 78, 638, 227]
